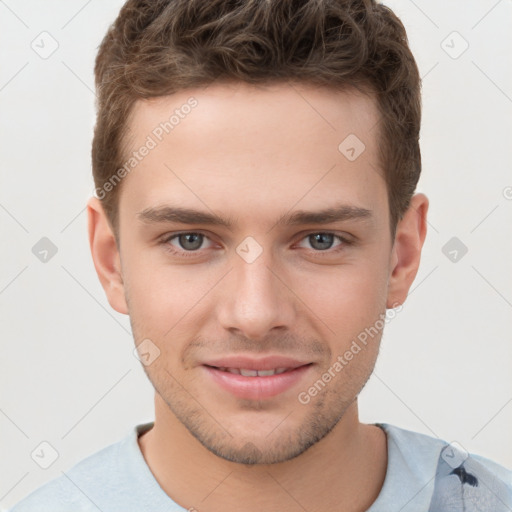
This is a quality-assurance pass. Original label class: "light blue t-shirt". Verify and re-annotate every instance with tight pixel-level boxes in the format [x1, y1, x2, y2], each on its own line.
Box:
[7, 422, 512, 511]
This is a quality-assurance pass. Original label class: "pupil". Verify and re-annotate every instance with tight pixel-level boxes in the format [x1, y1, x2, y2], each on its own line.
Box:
[180, 233, 202, 250]
[311, 233, 333, 250]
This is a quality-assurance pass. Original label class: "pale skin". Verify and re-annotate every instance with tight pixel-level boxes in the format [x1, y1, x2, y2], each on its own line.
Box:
[88, 81, 428, 511]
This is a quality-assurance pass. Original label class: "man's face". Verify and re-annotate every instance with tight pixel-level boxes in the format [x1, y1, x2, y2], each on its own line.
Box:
[115, 82, 395, 464]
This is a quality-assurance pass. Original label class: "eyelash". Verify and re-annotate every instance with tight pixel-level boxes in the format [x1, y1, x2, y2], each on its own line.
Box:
[158, 231, 353, 258]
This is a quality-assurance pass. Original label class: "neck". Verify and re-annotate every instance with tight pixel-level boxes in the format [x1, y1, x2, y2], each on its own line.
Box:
[138, 394, 387, 512]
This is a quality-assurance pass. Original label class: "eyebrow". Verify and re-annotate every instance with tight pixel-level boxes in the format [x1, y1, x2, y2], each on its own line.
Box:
[137, 203, 373, 229]
[279, 205, 372, 226]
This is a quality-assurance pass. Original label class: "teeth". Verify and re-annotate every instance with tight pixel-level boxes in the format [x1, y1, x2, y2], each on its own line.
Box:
[240, 369, 259, 377]
[257, 369, 276, 376]
[216, 367, 292, 376]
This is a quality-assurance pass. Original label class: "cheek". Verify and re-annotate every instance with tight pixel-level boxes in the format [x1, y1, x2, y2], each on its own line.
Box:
[295, 253, 389, 330]
[123, 252, 217, 337]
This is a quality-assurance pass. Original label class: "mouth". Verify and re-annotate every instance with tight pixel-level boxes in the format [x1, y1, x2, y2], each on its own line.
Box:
[201, 357, 314, 400]
[205, 366, 299, 377]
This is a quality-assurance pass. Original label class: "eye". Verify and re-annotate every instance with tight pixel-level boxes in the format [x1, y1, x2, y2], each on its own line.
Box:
[297, 233, 349, 251]
[164, 232, 214, 252]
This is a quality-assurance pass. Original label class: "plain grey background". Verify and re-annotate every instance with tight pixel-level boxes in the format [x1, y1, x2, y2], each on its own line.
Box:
[1, 0, 511, 508]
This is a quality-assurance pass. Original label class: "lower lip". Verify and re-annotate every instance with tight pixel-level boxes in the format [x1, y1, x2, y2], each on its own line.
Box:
[202, 364, 313, 400]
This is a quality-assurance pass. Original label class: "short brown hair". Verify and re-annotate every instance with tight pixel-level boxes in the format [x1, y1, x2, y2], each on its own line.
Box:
[92, 0, 421, 238]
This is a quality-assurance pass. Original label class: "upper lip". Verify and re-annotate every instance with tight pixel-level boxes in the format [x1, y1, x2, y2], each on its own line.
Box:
[202, 355, 312, 371]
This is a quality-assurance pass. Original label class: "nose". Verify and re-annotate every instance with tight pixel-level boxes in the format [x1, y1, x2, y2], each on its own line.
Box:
[216, 246, 296, 341]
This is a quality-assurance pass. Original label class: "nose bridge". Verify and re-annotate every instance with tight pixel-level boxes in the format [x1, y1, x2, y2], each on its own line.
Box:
[216, 238, 295, 339]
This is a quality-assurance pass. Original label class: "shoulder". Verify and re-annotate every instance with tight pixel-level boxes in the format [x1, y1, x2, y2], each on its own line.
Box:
[379, 422, 447, 454]
[379, 422, 512, 482]
[6, 428, 136, 512]
[6, 474, 91, 512]
[368, 423, 512, 511]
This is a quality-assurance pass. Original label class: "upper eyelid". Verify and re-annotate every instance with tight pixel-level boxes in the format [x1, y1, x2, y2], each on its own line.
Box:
[162, 231, 350, 249]
[162, 230, 216, 244]
[296, 232, 347, 244]
[163, 231, 217, 248]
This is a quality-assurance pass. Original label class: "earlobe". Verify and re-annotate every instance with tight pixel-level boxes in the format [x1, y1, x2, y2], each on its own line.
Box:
[87, 197, 129, 315]
[386, 193, 429, 308]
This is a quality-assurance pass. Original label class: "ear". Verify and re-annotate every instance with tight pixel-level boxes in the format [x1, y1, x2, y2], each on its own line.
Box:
[87, 197, 128, 315]
[386, 193, 429, 308]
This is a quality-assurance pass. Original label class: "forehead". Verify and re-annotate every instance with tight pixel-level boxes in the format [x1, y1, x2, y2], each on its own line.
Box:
[119, 81, 387, 229]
